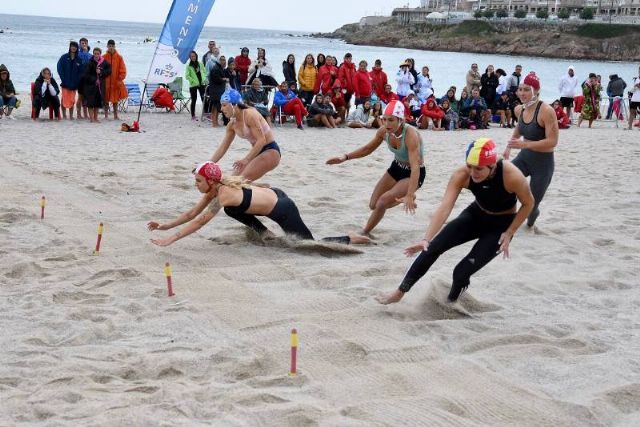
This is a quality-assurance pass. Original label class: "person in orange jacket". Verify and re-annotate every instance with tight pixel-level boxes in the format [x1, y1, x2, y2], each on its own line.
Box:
[102, 39, 127, 120]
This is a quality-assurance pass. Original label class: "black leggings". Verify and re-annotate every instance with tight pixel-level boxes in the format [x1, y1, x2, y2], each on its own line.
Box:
[511, 149, 554, 227]
[189, 86, 205, 117]
[399, 203, 515, 301]
[224, 188, 350, 244]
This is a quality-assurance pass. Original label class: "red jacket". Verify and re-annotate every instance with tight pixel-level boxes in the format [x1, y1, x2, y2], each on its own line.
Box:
[315, 64, 338, 94]
[380, 91, 399, 104]
[337, 61, 356, 94]
[421, 98, 445, 119]
[369, 67, 388, 98]
[234, 55, 252, 85]
[353, 70, 373, 99]
[554, 106, 570, 128]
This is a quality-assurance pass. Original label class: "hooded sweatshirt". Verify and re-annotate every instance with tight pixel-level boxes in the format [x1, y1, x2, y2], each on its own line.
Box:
[0, 64, 16, 98]
[337, 60, 356, 94]
[559, 67, 578, 98]
[606, 75, 627, 97]
[369, 66, 388, 98]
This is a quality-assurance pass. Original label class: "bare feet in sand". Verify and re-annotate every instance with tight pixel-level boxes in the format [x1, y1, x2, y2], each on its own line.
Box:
[375, 289, 404, 305]
[348, 232, 372, 245]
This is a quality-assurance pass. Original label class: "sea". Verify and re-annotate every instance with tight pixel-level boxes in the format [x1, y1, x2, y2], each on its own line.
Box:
[0, 13, 637, 101]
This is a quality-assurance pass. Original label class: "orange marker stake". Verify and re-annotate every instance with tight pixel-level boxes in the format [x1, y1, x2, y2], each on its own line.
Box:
[289, 328, 298, 376]
[93, 222, 104, 255]
[164, 262, 175, 297]
[40, 196, 46, 220]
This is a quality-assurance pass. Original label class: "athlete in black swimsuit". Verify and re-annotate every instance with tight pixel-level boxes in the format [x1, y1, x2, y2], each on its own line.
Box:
[148, 161, 370, 247]
[377, 139, 534, 305]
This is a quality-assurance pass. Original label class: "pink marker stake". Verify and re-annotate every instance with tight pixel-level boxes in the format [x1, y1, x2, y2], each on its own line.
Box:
[93, 222, 104, 255]
[289, 328, 298, 376]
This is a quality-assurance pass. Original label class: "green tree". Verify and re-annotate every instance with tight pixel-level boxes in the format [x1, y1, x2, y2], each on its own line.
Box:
[514, 9, 527, 19]
[483, 9, 495, 18]
[557, 8, 570, 19]
[580, 7, 594, 20]
[536, 9, 549, 19]
[474, 10, 484, 19]
[496, 9, 509, 18]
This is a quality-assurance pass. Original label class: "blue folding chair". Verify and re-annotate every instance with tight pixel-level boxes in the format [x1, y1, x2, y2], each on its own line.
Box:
[121, 83, 149, 113]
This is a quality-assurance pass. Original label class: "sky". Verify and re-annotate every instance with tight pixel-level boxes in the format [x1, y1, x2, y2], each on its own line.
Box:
[2, 0, 420, 32]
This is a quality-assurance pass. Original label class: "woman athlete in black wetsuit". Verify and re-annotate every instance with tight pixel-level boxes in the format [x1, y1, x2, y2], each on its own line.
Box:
[504, 72, 558, 228]
[377, 139, 534, 305]
[148, 161, 370, 247]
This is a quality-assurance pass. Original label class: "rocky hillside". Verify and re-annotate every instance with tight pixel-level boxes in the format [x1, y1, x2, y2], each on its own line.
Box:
[313, 21, 640, 61]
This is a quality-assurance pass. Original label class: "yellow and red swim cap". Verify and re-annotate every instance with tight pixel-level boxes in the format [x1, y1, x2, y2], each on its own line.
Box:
[465, 138, 497, 167]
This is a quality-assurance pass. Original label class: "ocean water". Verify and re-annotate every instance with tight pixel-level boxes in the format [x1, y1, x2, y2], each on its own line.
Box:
[0, 13, 637, 101]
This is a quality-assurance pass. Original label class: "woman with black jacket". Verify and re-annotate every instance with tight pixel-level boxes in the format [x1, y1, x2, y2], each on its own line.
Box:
[33, 67, 61, 120]
[480, 65, 499, 111]
[80, 47, 111, 123]
[282, 54, 297, 87]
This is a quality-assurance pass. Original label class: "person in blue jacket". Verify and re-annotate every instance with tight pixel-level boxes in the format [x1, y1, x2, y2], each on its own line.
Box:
[273, 81, 308, 129]
[56, 41, 85, 120]
[76, 37, 92, 119]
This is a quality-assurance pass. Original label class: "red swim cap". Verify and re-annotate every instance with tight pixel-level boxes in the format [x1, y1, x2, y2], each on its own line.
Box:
[523, 72, 540, 91]
[194, 161, 222, 183]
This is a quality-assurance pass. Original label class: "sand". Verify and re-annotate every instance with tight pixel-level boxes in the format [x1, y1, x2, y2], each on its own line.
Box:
[1, 105, 639, 426]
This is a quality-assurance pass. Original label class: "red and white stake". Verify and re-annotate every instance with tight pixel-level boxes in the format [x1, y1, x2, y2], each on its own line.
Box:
[289, 328, 298, 376]
[40, 196, 46, 220]
[164, 262, 175, 297]
[93, 222, 104, 255]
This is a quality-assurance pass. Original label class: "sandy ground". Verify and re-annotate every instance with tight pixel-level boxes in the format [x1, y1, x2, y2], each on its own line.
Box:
[1, 105, 639, 426]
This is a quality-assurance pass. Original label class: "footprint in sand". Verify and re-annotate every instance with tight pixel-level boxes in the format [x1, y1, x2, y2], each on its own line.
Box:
[85, 185, 108, 195]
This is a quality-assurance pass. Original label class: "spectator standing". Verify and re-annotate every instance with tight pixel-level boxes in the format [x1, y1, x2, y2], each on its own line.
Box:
[395, 61, 415, 99]
[185, 50, 206, 121]
[338, 53, 357, 109]
[507, 65, 523, 125]
[316, 53, 326, 70]
[81, 48, 111, 123]
[56, 41, 84, 120]
[207, 56, 226, 127]
[406, 58, 419, 90]
[224, 57, 242, 91]
[282, 54, 297, 88]
[202, 40, 217, 71]
[33, 67, 61, 120]
[315, 56, 338, 94]
[465, 63, 481, 94]
[628, 66, 640, 130]
[558, 66, 578, 119]
[234, 47, 251, 86]
[495, 68, 508, 96]
[369, 59, 388, 99]
[102, 39, 127, 120]
[273, 81, 308, 129]
[0, 64, 17, 120]
[480, 65, 499, 111]
[76, 37, 92, 119]
[577, 73, 601, 128]
[353, 60, 372, 106]
[605, 74, 626, 120]
[297, 54, 317, 105]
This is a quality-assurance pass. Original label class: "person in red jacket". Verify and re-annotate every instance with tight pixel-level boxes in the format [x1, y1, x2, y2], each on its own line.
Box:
[338, 53, 356, 108]
[369, 59, 388, 99]
[380, 84, 399, 104]
[331, 80, 347, 123]
[552, 99, 570, 129]
[234, 47, 252, 86]
[353, 60, 373, 106]
[419, 96, 445, 130]
[314, 56, 338, 94]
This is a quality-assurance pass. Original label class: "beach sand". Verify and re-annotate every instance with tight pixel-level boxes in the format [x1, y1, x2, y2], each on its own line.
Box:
[1, 106, 639, 426]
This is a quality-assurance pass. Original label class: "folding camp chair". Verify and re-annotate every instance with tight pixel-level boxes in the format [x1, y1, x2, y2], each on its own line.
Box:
[121, 83, 149, 113]
[167, 77, 188, 113]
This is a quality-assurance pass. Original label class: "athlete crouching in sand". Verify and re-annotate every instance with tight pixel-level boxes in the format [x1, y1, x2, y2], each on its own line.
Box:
[376, 138, 533, 304]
